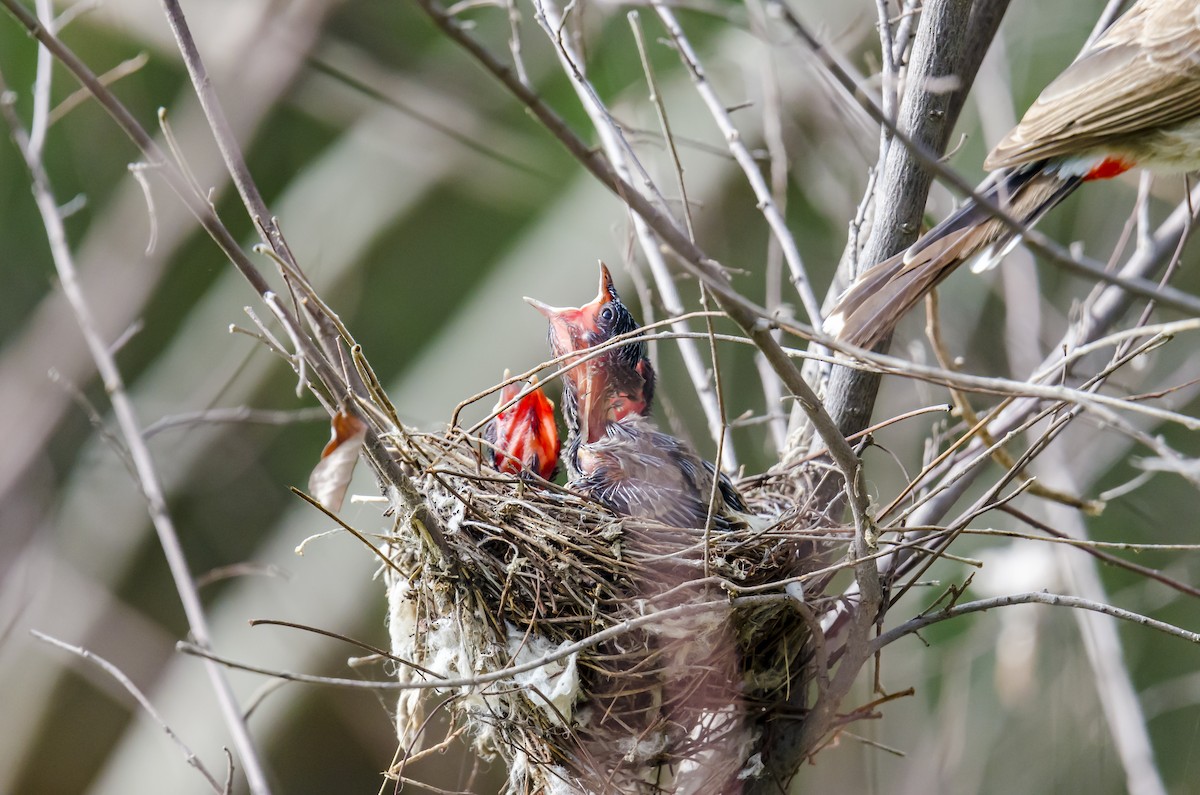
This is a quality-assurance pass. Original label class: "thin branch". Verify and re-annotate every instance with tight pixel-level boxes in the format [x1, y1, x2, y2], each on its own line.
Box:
[650, 0, 823, 325]
[289, 488, 407, 576]
[30, 630, 226, 794]
[0, 65, 271, 794]
[180, 593, 787, 692]
[142, 406, 329, 438]
[811, 323, 1200, 431]
[873, 592, 1200, 653]
[158, 0, 289, 268]
[990, 511, 1200, 601]
[48, 51, 150, 126]
[249, 619, 446, 679]
[27, 0, 52, 157]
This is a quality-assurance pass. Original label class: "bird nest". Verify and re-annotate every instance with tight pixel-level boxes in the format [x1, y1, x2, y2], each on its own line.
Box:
[376, 424, 847, 794]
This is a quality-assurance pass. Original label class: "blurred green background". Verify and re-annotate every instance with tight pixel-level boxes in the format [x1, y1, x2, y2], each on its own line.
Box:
[1, 0, 1198, 792]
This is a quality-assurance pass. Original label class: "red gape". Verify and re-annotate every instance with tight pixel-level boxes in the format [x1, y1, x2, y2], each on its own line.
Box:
[486, 377, 560, 482]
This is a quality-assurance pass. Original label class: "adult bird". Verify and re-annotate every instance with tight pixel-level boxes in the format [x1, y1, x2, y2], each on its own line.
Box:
[827, 0, 1200, 350]
[526, 264, 747, 529]
[482, 373, 560, 482]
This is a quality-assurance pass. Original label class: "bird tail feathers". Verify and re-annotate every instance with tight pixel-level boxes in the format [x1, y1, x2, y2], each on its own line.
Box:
[825, 161, 1082, 349]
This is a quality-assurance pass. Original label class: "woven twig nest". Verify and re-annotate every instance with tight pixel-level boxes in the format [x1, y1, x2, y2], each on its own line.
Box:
[378, 425, 844, 794]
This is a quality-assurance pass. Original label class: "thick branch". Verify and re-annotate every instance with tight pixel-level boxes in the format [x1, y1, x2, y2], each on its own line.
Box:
[745, 4, 1007, 790]
[821, 0, 1010, 440]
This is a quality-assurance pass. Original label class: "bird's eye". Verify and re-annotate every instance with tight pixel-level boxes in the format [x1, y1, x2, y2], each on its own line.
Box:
[599, 305, 615, 323]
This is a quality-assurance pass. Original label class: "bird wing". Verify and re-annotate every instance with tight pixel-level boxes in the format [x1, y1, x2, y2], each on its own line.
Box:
[703, 460, 748, 514]
[577, 420, 742, 531]
[986, 0, 1200, 169]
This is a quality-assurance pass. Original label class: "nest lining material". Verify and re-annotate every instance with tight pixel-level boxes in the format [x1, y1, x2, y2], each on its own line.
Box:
[381, 426, 841, 794]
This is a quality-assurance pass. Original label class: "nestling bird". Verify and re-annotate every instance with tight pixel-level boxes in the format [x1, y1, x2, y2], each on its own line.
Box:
[827, 0, 1200, 350]
[526, 264, 746, 529]
[483, 372, 561, 482]
[525, 263, 655, 473]
[569, 414, 748, 531]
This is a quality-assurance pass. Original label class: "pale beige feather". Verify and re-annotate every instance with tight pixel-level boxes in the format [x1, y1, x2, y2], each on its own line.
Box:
[986, 0, 1200, 170]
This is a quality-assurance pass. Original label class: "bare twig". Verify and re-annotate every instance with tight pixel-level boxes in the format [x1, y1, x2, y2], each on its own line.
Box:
[988, 513, 1200, 601]
[813, 324, 1200, 431]
[649, 0, 823, 325]
[0, 62, 272, 794]
[873, 592, 1200, 653]
[48, 51, 150, 126]
[142, 406, 329, 438]
[158, 0, 290, 270]
[180, 592, 788, 692]
[30, 631, 226, 794]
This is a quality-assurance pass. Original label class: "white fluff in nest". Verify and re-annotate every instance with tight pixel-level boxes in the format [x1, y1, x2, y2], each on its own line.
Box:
[508, 751, 577, 795]
[614, 732, 668, 764]
[423, 477, 467, 535]
[384, 525, 494, 752]
[504, 623, 581, 725]
[390, 586, 505, 753]
[652, 608, 727, 642]
[387, 572, 425, 752]
[384, 493, 429, 754]
[738, 752, 765, 780]
[427, 613, 499, 730]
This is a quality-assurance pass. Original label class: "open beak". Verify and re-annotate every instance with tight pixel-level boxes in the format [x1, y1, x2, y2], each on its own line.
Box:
[525, 263, 628, 444]
[583, 262, 619, 323]
[596, 261, 617, 302]
[524, 262, 619, 344]
[525, 290, 607, 350]
[526, 296, 586, 356]
[486, 373, 561, 480]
